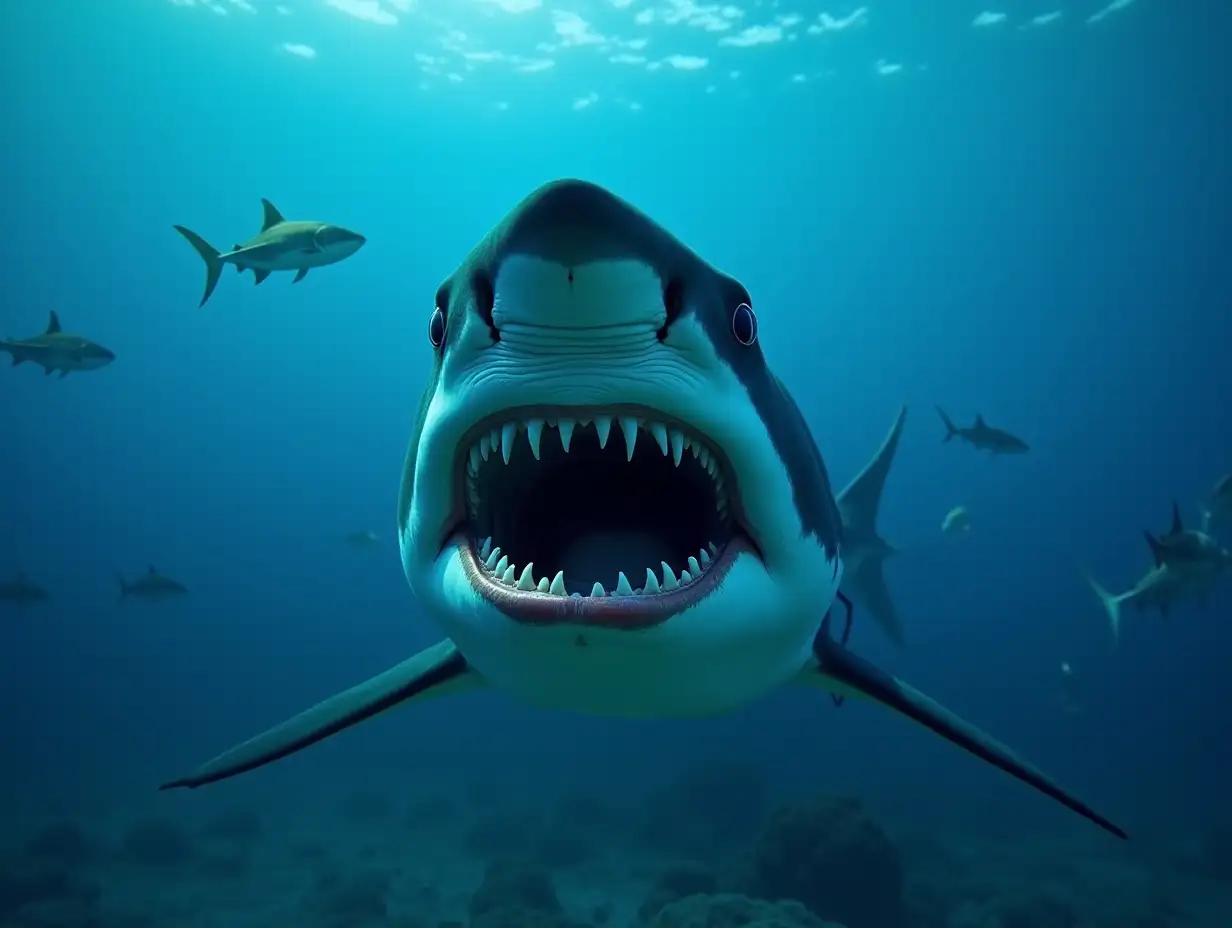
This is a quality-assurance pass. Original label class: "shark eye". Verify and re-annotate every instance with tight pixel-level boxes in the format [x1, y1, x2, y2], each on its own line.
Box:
[731, 302, 758, 346]
[428, 306, 446, 349]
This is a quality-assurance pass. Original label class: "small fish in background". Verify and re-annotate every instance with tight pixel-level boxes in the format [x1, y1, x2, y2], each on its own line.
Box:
[1142, 501, 1232, 576]
[1202, 473, 1232, 535]
[0, 572, 49, 607]
[0, 311, 115, 378]
[116, 566, 188, 603]
[346, 530, 380, 549]
[173, 199, 366, 307]
[1060, 662, 1083, 716]
[941, 505, 971, 535]
[935, 406, 1029, 455]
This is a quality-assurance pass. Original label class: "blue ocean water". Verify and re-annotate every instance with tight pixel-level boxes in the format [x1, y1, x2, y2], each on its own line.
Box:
[3, 1, 1231, 925]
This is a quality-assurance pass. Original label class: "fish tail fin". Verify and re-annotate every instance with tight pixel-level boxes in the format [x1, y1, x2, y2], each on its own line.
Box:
[172, 225, 224, 307]
[115, 571, 128, 604]
[1082, 569, 1122, 644]
[935, 405, 958, 442]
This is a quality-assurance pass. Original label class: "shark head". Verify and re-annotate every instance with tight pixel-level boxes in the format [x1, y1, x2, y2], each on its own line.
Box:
[312, 224, 366, 261]
[58, 336, 116, 370]
[398, 179, 844, 716]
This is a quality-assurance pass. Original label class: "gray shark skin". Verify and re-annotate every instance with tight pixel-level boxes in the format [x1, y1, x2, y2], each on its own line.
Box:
[0, 311, 115, 378]
[1143, 501, 1232, 576]
[1084, 560, 1217, 642]
[117, 566, 187, 603]
[159, 180, 1126, 840]
[1201, 474, 1232, 535]
[0, 572, 49, 607]
[936, 407, 1029, 455]
[836, 406, 907, 646]
[173, 199, 366, 307]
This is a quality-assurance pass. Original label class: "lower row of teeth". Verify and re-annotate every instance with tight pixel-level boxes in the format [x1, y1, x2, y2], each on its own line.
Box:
[473, 537, 719, 597]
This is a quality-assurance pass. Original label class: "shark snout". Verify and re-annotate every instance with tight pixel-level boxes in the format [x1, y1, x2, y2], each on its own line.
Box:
[490, 181, 678, 331]
[314, 225, 366, 259]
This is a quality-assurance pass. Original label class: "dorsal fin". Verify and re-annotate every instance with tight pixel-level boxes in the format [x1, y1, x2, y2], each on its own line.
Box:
[1169, 500, 1184, 536]
[259, 199, 285, 231]
[974, 414, 986, 428]
[46, 311, 61, 334]
[148, 564, 157, 575]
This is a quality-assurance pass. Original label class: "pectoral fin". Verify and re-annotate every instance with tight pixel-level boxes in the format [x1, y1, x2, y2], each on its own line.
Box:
[253, 269, 271, 285]
[293, 267, 309, 283]
[802, 615, 1127, 839]
[159, 640, 481, 790]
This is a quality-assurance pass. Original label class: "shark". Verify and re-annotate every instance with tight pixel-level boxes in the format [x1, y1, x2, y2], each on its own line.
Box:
[1143, 501, 1232, 575]
[0, 311, 115, 377]
[158, 179, 1127, 840]
[1084, 561, 1217, 641]
[346, 530, 381, 548]
[173, 199, 366, 307]
[935, 407, 1029, 455]
[835, 407, 908, 646]
[116, 566, 188, 603]
[0, 572, 49, 607]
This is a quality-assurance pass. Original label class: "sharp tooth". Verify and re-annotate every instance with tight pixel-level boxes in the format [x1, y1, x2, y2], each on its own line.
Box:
[688, 556, 701, 576]
[484, 547, 502, 570]
[501, 564, 517, 584]
[643, 567, 660, 594]
[536, 577, 549, 593]
[558, 418, 575, 452]
[614, 571, 633, 596]
[516, 563, 536, 591]
[698, 447, 711, 469]
[489, 428, 500, 458]
[549, 570, 566, 595]
[689, 441, 700, 458]
[698, 547, 711, 567]
[468, 445, 482, 473]
[705, 459, 717, 477]
[570, 592, 582, 599]
[594, 416, 612, 448]
[479, 537, 492, 560]
[500, 422, 517, 464]
[708, 541, 718, 555]
[525, 419, 544, 460]
[668, 429, 684, 466]
[660, 562, 679, 591]
[648, 422, 669, 456]
[494, 554, 509, 575]
[479, 434, 492, 462]
[589, 581, 606, 597]
[619, 417, 639, 461]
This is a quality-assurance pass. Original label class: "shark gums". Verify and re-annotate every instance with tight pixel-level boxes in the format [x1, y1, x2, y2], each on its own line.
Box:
[160, 180, 1126, 840]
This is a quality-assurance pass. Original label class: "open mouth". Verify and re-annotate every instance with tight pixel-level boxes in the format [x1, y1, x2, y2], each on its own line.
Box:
[448, 407, 752, 628]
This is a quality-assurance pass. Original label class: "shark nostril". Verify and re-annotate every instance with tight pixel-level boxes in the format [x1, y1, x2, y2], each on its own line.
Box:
[658, 278, 684, 341]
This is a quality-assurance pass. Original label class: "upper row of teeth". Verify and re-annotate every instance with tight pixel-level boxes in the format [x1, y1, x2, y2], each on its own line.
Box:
[468, 415, 724, 475]
[474, 537, 720, 598]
